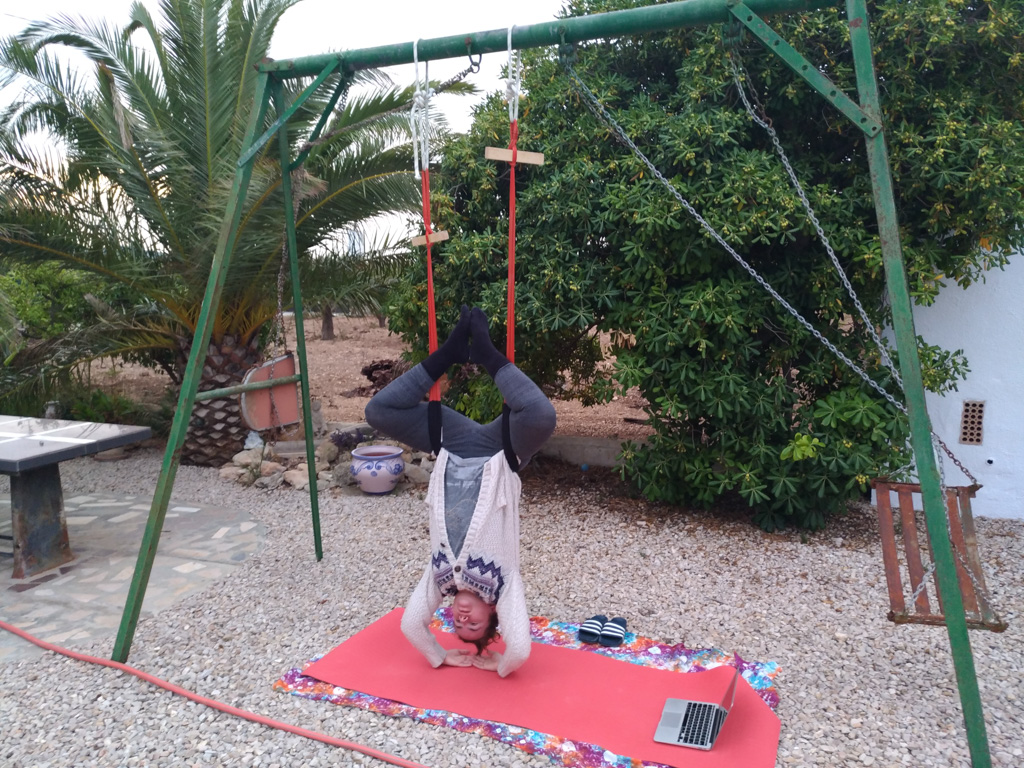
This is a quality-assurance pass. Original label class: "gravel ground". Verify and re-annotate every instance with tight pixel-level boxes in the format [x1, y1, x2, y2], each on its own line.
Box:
[1, 448, 1022, 768]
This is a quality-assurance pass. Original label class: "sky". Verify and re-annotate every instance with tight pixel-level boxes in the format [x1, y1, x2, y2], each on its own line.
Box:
[0, 0, 569, 132]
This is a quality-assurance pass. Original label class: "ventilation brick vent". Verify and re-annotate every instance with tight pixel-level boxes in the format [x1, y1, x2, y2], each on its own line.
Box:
[959, 401, 985, 445]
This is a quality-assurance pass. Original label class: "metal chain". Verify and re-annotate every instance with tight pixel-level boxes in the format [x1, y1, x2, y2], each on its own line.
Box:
[904, 437, 998, 617]
[412, 47, 481, 179]
[933, 433, 978, 485]
[564, 62, 907, 415]
[298, 53, 480, 157]
[438, 53, 482, 93]
[565, 60, 985, 485]
[728, 55, 903, 389]
[728, 53, 980, 484]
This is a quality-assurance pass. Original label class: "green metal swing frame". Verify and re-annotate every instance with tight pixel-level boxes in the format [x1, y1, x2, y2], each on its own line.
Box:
[110, 1, 995, 765]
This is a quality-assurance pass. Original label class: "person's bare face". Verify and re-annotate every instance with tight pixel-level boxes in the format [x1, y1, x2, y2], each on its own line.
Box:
[452, 591, 494, 642]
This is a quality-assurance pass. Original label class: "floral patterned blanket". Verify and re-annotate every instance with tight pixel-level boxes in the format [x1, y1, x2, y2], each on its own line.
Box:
[273, 609, 780, 768]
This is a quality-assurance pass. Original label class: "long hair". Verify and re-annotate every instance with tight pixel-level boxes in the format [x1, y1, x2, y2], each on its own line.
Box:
[469, 610, 501, 655]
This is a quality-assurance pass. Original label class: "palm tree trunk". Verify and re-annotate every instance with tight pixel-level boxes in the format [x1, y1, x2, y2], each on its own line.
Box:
[320, 304, 335, 340]
[177, 334, 261, 466]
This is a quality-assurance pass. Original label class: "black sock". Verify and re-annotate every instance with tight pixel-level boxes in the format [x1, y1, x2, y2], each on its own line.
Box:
[422, 305, 471, 381]
[469, 307, 510, 378]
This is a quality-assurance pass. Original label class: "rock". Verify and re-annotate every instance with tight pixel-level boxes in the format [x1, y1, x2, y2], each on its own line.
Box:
[310, 398, 326, 436]
[317, 439, 339, 465]
[92, 447, 129, 462]
[219, 466, 247, 483]
[254, 472, 284, 490]
[282, 469, 308, 490]
[403, 463, 431, 485]
[259, 461, 286, 477]
[332, 463, 356, 486]
[232, 447, 264, 468]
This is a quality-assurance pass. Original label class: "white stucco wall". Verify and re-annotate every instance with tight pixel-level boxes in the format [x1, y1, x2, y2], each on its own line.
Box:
[911, 255, 1024, 520]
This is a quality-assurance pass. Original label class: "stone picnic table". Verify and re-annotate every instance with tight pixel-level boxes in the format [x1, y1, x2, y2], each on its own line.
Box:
[0, 416, 152, 579]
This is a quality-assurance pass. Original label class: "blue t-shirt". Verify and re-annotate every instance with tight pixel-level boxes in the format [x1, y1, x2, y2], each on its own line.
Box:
[443, 452, 490, 557]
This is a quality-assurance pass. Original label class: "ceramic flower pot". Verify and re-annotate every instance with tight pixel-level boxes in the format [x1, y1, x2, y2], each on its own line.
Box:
[350, 445, 405, 494]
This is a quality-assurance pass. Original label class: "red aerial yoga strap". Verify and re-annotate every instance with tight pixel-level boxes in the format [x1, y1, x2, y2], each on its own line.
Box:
[501, 119, 521, 473]
[506, 119, 518, 364]
[420, 169, 441, 404]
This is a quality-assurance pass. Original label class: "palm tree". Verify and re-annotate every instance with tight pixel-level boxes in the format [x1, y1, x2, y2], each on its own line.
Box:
[0, 0, 457, 464]
[300, 230, 416, 339]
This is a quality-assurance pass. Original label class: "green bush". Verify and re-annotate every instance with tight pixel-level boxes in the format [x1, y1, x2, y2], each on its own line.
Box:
[64, 388, 172, 437]
[390, 0, 1020, 528]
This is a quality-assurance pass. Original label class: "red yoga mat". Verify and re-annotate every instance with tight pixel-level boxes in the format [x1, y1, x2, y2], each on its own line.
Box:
[304, 609, 780, 768]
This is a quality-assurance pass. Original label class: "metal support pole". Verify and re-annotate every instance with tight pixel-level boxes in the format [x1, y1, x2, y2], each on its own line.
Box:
[727, 2, 880, 137]
[112, 72, 275, 663]
[272, 81, 324, 561]
[261, 0, 839, 77]
[845, 1, 991, 765]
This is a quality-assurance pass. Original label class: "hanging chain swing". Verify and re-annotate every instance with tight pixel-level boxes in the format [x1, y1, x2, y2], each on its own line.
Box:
[239, 188, 308, 434]
[726, 45, 1003, 631]
[560, 39, 1005, 631]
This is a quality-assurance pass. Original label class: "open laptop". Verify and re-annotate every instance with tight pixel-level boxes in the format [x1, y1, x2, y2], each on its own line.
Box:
[653, 666, 740, 750]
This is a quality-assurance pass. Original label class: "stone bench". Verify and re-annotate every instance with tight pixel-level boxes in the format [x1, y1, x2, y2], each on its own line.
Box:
[0, 416, 151, 578]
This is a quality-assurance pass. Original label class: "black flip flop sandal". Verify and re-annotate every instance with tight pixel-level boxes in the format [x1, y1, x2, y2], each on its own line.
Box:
[578, 614, 607, 644]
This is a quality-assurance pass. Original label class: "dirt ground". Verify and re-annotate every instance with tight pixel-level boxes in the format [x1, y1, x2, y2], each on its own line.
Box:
[97, 315, 654, 441]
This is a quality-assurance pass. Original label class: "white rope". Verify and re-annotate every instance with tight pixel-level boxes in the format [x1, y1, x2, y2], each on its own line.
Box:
[506, 26, 521, 122]
[410, 40, 433, 179]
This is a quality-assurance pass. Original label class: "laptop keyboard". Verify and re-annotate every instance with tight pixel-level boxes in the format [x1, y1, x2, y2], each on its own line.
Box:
[677, 702, 728, 747]
[678, 702, 716, 745]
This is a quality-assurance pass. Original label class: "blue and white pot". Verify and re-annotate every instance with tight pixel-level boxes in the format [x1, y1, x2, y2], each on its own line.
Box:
[350, 445, 405, 494]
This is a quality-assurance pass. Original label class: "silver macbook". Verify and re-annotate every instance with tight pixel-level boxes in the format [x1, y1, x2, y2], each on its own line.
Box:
[653, 666, 739, 750]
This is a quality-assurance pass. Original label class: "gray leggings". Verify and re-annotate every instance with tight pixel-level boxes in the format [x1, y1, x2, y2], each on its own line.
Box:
[365, 364, 556, 466]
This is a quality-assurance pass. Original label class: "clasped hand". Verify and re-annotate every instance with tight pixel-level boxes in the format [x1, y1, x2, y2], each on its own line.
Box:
[442, 648, 503, 672]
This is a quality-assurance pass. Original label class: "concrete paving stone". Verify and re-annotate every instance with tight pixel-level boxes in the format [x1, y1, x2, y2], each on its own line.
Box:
[169, 549, 212, 559]
[24, 605, 62, 619]
[1, 486, 265, 666]
[109, 511, 144, 523]
[67, 592, 99, 603]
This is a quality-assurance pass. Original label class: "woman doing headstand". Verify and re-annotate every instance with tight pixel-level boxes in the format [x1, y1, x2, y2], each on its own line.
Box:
[365, 306, 556, 677]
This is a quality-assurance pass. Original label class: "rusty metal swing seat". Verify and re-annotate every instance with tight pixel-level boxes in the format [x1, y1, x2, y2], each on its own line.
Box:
[872, 480, 1007, 632]
[240, 352, 300, 431]
[716, 47, 1008, 638]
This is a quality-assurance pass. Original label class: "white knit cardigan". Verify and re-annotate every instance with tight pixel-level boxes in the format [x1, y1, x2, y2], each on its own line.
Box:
[401, 448, 530, 678]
